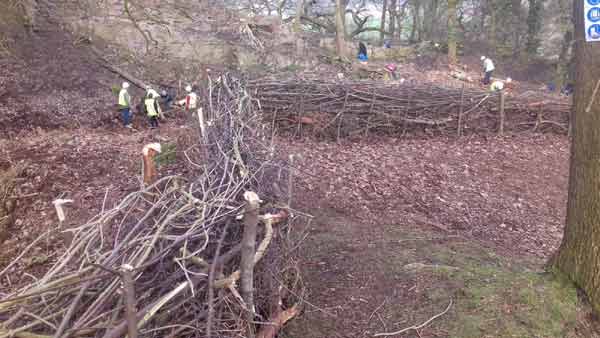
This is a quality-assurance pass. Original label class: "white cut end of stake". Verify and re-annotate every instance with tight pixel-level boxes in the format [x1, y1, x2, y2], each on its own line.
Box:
[122, 264, 134, 271]
[243, 191, 261, 203]
[52, 199, 74, 222]
[142, 143, 162, 156]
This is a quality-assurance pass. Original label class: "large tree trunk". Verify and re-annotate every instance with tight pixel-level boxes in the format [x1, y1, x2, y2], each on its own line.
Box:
[511, 0, 521, 53]
[447, 0, 458, 64]
[423, 0, 439, 41]
[526, 0, 543, 57]
[551, 0, 600, 314]
[294, 0, 304, 32]
[389, 0, 397, 38]
[410, 0, 420, 42]
[379, 0, 389, 45]
[489, 1, 497, 52]
[335, 0, 346, 57]
[554, 0, 573, 89]
[479, 1, 487, 36]
[555, 29, 573, 90]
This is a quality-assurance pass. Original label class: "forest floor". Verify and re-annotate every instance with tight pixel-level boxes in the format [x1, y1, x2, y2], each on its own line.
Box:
[0, 28, 597, 338]
[281, 136, 600, 338]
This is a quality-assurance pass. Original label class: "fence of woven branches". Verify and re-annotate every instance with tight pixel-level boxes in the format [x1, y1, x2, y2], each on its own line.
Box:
[248, 79, 571, 138]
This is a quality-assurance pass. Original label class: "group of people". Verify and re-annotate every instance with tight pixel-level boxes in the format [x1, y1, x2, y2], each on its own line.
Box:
[480, 56, 513, 92]
[117, 82, 198, 129]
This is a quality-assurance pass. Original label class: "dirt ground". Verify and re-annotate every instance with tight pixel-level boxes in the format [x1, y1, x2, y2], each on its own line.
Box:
[283, 135, 569, 261]
[280, 135, 600, 338]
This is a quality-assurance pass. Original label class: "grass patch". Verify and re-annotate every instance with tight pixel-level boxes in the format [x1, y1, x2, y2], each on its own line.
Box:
[286, 223, 580, 338]
[417, 240, 579, 338]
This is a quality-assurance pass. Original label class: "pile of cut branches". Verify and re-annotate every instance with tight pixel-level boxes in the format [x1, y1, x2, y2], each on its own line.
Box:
[0, 75, 307, 338]
[248, 79, 571, 138]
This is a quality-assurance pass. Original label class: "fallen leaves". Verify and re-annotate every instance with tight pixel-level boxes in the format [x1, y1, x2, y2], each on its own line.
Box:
[282, 134, 569, 260]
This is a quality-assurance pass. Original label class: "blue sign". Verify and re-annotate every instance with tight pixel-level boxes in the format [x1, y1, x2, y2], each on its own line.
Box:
[589, 7, 600, 21]
[586, 0, 600, 41]
[589, 24, 600, 39]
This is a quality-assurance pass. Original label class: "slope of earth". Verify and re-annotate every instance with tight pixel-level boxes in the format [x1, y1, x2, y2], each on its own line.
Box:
[279, 135, 600, 337]
[0, 29, 123, 136]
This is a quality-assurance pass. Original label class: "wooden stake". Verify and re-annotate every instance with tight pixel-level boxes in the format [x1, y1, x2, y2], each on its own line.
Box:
[142, 143, 161, 187]
[241, 191, 260, 338]
[121, 264, 138, 338]
[458, 83, 465, 137]
[499, 90, 505, 135]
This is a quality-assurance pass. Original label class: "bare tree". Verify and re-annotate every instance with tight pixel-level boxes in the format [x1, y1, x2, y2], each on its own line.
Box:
[379, 0, 388, 45]
[335, 0, 346, 57]
[448, 0, 458, 64]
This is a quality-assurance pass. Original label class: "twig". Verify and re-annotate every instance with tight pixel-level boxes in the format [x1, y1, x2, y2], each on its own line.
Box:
[373, 299, 453, 337]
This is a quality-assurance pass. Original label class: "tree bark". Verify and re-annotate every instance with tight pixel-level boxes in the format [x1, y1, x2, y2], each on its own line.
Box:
[389, 0, 397, 38]
[447, 0, 458, 64]
[554, 0, 573, 89]
[552, 0, 600, 314]
[379, 0, 389, 46]
[335, 0, 346, 57]
[294, 0, 304, 32]
[241, 193, 260, 338]
[410, 0, 420, 42]
[526, 0, 543, 56]
[424, 0, 439, 41]
[511, 0, 521, 53]
[489, 1, 497, 52]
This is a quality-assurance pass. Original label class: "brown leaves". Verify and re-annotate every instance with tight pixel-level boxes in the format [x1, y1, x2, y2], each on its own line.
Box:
[282, 134, 569, 260]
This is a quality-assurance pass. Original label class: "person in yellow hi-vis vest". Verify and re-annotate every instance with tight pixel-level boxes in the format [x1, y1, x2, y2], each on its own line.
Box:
[118, 82, 132, 128]
[490, 78, 512, 92]
[144, 91, 162, 129]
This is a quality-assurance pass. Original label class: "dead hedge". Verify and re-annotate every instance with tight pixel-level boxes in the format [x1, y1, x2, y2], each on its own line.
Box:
[248, 79, 571, 138]
[0, 75, 308, 338]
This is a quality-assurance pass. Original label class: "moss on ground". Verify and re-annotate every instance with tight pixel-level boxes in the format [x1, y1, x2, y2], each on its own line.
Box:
[285, 223, 581, 338]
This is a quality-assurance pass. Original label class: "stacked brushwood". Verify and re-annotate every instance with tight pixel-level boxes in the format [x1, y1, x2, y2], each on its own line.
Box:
[248, 79, 571, 138]
[0, 75, 306, 338]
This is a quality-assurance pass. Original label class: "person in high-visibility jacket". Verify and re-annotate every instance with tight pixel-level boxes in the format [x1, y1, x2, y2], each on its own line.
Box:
[144, 91, 161, 129]
[145, 85, 160, 100]
[118, 82, 132, 128]
[490, 78, 511, 92]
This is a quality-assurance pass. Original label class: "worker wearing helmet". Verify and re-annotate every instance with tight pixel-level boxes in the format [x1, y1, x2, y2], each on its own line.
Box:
[490, 78, 511, 92]
[160, 89, 173, 110]
[481, 56, 495, 85]
[384, 63, 398, 81]
[118, 82, 132, 128]
[144, 91, 161, 129]
[145, 85, 160, 100]
[183, 85, 198, 111]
